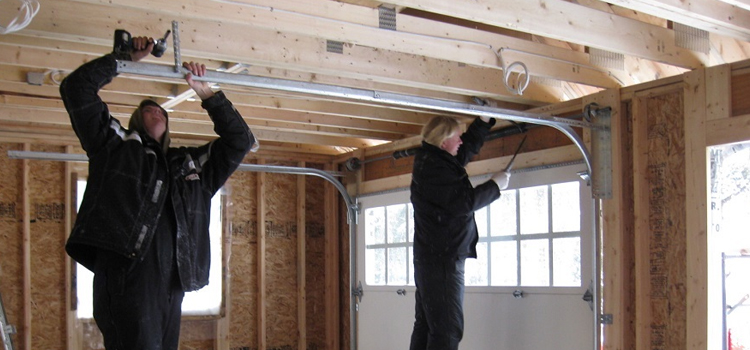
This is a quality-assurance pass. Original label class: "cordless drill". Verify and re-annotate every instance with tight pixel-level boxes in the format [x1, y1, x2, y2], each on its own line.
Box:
[113, 29, 171, 58]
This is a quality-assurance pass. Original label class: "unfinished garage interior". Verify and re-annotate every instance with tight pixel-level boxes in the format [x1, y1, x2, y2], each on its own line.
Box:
[1, 0, 750, 349]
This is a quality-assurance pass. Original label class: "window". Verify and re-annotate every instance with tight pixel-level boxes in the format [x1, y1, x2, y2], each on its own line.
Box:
[363, 202, 415, 286]
[468, 181, 582, 287]
[75, 180, 224, 318]
[708, 141, 750, 349]
[361, 165, 590, 290]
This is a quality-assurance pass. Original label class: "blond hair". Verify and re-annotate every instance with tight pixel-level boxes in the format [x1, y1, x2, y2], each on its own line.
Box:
[421, 116, 461, 147]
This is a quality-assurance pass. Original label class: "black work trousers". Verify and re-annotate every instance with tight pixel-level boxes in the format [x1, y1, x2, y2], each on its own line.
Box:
[92, 225, 183, 350]
[409, 257, 466, 350]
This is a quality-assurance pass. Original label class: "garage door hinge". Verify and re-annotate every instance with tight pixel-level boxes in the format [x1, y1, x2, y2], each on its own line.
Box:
[352, 281, 364, 303]
[600, 313, 613, 325]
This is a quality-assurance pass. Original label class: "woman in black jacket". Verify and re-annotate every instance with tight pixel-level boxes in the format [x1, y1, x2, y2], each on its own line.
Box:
[60, 35, 256, 350]
[409, 115, 510, 350]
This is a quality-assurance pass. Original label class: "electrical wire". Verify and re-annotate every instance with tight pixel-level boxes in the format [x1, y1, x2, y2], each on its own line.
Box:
[0, 0, 40, 35]
[494, 48, 530, 96]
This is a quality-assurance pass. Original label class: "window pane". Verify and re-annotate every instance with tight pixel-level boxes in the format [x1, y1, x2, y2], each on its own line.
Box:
[552, 182, 580, 232]
[466, 242, 488, 286]
[520, 186, 549, 234]
[408, 203, 415, 243]
[408, 246, 415, 286]
[387, 204, 408, 243]
[365, 207, 386, 245]
[521, 239, 549, 286]
[491, 241, 517, 286]
[387, 247, 408, 285]
[476, 207, 488, 237]
[490, 190, 517, 236]
[553, 237, 581, 287]
[366, 248, 386, 285]
[183, 193, 223, 315]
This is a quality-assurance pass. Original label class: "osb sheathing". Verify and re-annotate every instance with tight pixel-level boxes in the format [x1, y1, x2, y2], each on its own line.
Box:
[29, 144, 68, 350]
[640, 91, 688, 350]
[0, 143, 67, 350]
[265, 163, 300, 349]
[227, 167, 259, 349]
[0, 143, 24, 349]
[179, 319, 216, 350]
[0, 147, 332, 350]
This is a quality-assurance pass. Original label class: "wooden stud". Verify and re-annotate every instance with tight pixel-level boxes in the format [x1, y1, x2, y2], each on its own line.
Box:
[64, 145, 79, 350]
[684, 69, 709, 350]
[297, 161, 307, 350]
[257, 159, 267, 350]
[21, 143, 31, 350]
[325, 163, 340, 350]
[584, 89, 630, 350]
[631, 95, 652, 350]
[706, 65, 731, 121]
[215, 194, 232, 350]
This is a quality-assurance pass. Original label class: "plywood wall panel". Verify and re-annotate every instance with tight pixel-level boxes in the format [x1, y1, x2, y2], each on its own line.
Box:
[28, 144, 67, 350]
[731, 72, 750, 116]
[227, 167, 259, 349]
[180, 319, 216, 350]
[633, 91, 688, 350]
[265, 165, 299, 349]
[0, 143, 24, 350]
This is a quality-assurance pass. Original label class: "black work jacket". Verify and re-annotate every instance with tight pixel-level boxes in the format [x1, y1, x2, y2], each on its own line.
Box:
[410, 118, 500, 260]
[60, 54, 254, 291]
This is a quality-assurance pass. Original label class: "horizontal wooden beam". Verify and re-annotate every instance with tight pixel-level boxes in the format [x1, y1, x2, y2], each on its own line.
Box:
[604, 0, 750, 41]
[383, 0, 707, 68]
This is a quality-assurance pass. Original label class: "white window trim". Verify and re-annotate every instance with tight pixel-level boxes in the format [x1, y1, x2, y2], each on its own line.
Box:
[75, 180, 225, 318]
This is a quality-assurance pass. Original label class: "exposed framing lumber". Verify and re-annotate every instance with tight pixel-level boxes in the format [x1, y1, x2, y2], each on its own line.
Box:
[382, 0, 706, 68]
[64, 145, 79, 350]
[683, 68, 709, 350]
[20, 143, 30, 350]
[584, 89, 626, 350]
[706, 64, 732, 121]
[215, 195, 232, 350]
[66, 0, 623, 89]
[631, 94, 652, 350]
[604, 0, 750, 41]
[297, 162, 307, 350]
[13, 0, 560, 105]
[324, 162, 340, 350]
[257, 160, 267, 350]
[706, 113, 750, 145]
[355, 144, 585, 195]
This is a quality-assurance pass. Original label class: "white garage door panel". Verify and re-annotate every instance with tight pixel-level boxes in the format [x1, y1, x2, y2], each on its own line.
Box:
[358, 289, 415, 350]
[463, 292, 593, 350]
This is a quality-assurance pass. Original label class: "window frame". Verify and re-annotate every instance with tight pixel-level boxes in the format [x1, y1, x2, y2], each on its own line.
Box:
[73, 178, 228, 319]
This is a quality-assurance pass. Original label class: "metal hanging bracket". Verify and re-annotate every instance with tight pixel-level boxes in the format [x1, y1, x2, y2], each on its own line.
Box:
[587, 103, 613, 199]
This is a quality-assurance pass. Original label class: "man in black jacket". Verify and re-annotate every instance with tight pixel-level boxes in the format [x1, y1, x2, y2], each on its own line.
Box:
[60, 35, 256, 350]
[409, 115, 510, 350]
